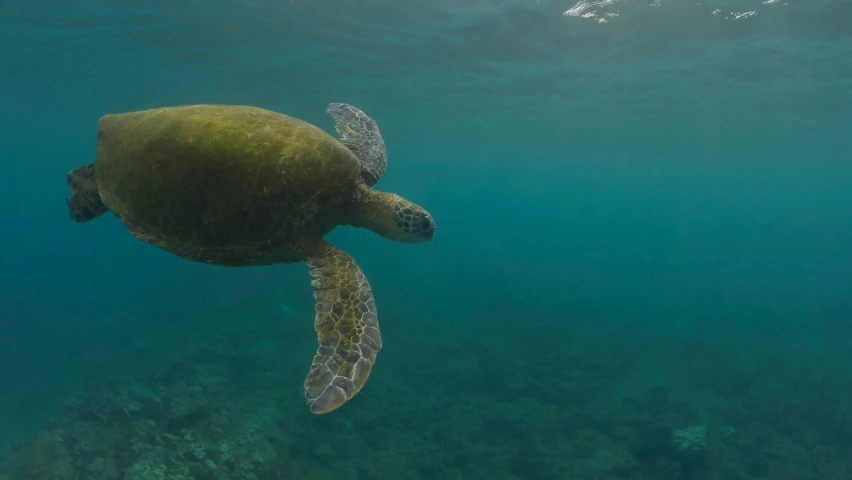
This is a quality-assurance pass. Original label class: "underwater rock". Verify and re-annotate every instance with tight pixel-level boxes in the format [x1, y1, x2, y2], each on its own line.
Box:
[570, 428, 639, 478]
[719, 424, 738, 447]
[164, 385, 213, 430]
[640, 383, 671, 415]
[672, 425, 708, 461]
[579, 446, 637, 478]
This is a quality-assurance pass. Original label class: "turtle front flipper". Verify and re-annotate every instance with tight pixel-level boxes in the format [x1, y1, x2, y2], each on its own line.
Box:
[304, 242, 383, 414]
[66, 164, 108, 222]
[326, 103, 387, 186]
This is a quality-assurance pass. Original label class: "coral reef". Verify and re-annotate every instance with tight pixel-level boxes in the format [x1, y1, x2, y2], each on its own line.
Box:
[1, 304, 851, 479]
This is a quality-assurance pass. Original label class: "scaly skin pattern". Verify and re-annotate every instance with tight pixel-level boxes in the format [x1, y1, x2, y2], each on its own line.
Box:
[94, 104, 361, 266]
[304, 241, 382, 414]
[326, 102, 387, 187]
[66, 164, 107, 222]
[299, 186, 432, 413]
[346, 183, 436, 243]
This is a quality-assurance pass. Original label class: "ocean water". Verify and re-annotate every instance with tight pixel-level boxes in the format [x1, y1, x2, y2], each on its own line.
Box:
[1, 0, 852, 479]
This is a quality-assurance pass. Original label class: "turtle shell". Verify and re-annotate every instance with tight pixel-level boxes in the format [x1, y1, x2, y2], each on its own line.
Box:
[94, 104, 361, 265]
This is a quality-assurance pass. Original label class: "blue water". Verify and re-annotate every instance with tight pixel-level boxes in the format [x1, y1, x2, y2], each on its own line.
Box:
[2, 1, 852, 479]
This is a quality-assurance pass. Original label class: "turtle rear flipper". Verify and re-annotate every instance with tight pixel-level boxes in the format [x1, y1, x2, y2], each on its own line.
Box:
[66, 164, 107, 222]
[304, 242, 383, 414]
[326, 103, 387, 187]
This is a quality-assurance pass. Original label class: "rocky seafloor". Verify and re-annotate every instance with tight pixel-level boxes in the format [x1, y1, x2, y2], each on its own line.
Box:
[1, 296, 851, 480]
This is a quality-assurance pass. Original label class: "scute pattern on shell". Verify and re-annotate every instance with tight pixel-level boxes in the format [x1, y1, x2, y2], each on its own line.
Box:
[93, 104, 361, 266]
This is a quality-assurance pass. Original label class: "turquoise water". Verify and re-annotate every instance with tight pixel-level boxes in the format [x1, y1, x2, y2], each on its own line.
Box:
[2, 1, 852, 479]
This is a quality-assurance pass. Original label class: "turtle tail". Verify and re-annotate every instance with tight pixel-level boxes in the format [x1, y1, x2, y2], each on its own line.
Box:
[66, 164, 108, 223]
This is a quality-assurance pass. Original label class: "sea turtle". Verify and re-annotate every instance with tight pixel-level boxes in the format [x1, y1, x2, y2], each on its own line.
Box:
[64, 103, 436, 414]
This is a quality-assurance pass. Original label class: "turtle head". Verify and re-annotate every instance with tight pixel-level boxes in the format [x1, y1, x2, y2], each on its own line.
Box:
[389, 197, 436, 242]
[350, 187, 435, 243]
